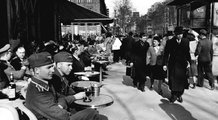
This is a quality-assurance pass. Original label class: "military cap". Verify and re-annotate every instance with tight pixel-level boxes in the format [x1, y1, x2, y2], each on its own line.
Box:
[54, 51, 73, 63]
[0, 44, 10, 54]
[28, 52, 53, 68]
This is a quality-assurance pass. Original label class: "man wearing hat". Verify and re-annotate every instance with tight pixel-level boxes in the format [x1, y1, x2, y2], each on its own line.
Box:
[0, 43, 27, 89]
[195, 29, 215, 90]
[52, 51, 78, 95]
[163, 26, 191, 103]
[25, 52, 107, 120]
[131, 33, 150, 92]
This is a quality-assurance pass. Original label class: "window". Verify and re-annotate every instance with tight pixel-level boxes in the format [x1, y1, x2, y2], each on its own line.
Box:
[87, 0, 92, 3]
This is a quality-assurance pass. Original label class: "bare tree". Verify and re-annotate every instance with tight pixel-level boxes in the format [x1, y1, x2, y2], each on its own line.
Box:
[113, 0, 133, 34]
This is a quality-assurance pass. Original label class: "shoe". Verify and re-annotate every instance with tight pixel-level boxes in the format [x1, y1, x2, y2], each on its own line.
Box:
[196, 84, 203, 87]
[177, 96, 183, 103]
[133, 83, 137, 88]
[149, 85, 153, 90]
[138, 87, 145, 92]
[140, 89, 145, 92]
[211, 84, 215, 90]
[169, 95, 177, 103]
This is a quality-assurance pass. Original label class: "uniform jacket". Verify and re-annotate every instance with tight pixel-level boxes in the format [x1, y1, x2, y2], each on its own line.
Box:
[0, 60, 26, 89]
[194, 37, 213, 62]
[51, 68, 75, 96]
[26, 77, 76, 120]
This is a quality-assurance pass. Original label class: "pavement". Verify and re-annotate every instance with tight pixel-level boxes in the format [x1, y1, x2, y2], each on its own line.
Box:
[98, 62, 218, 120]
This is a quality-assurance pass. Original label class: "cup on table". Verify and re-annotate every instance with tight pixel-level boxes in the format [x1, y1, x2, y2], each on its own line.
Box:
[91, 83, 100, 97]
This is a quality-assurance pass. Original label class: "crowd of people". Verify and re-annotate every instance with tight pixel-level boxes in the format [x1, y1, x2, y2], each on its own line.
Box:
[0, 25, 217, 119]
[120, 26, 216, 104]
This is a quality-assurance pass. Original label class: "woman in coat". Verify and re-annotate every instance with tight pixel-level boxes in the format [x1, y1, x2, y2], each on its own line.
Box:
[163, 26, 191, 103]
[148, 36, 166, 95]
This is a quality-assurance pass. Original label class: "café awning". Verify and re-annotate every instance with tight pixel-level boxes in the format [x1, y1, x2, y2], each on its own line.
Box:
[167, 0, 218, 6]
[58, 0, 113, 25]
[167, 0, 194, 6]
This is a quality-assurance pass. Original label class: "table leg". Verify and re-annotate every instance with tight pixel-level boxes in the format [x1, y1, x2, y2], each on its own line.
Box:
[99, 66, 102, 84]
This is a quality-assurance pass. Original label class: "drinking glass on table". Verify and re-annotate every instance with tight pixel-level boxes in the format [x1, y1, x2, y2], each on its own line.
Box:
[83, 87, 92, 102]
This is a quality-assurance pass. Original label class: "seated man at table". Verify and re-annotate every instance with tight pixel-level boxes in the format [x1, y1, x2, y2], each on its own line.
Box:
[26, 52, 108, 120]
[10, 46, 27, 70]
[69, 45, 98, 81]
[51, 51, 76, 95]
[0, 43, 27, 89]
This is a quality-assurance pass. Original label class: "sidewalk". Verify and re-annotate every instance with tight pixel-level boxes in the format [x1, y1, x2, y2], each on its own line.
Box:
[98, 62, 218, 120]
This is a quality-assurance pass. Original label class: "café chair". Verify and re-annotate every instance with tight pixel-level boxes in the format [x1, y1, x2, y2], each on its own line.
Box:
[0, 104, 19, 120]
[16, 101, 37, 120]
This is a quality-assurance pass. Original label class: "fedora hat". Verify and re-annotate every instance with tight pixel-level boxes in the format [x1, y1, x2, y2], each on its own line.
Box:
[174, 26, 184, 35]
[199, 29, 207, 36]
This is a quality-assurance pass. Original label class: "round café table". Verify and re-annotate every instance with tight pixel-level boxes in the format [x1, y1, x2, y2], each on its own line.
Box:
[74, 71, 100, 77]
[74, 94, 113, 109]
[70, 81, 102, 92]
[70, 81, 101, 88]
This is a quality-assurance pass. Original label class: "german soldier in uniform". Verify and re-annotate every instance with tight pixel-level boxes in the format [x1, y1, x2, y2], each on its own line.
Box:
[51, 51, 76, 95]
[26, 52, 108, 120]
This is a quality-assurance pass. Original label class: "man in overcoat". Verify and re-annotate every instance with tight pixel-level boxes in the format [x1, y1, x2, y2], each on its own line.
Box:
[163, 26, 191, 103]
[132, 34, 150, 92]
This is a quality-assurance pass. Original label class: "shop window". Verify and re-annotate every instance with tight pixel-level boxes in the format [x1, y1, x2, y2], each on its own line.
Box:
[87, 0, 92, 3]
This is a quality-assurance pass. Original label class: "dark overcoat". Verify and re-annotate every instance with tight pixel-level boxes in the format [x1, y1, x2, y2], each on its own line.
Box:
[163, 37, 191, 91]
[132, 40, 150, 82]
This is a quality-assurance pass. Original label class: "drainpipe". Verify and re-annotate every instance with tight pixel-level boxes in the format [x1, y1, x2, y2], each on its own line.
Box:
[6, 0, 11, 40]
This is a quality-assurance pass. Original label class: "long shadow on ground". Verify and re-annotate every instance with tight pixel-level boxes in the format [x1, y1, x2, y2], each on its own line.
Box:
[159, 99, 197, 120]
[122, 75, 134, 87]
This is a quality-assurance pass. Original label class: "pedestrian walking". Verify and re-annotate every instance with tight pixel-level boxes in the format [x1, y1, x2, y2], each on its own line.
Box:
[148, 36, 165, 95]
[163, 26, 191, 103]
[194, 29, 215, 90]
[132, 34, 150, 92]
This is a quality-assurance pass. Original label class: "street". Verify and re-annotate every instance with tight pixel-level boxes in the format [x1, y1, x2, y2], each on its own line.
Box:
[99, 62, 218, 120]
